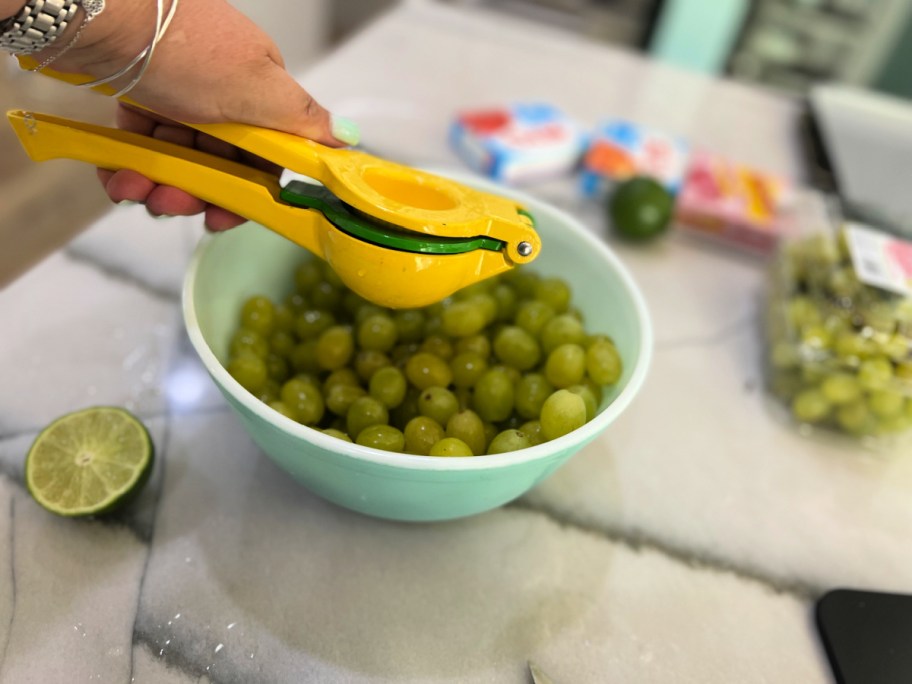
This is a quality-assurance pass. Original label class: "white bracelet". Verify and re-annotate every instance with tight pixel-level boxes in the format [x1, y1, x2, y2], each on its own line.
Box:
[77, 0, 178, 97]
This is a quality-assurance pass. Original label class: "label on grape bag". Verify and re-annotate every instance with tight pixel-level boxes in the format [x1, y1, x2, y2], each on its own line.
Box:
[846, 222, 912, 297]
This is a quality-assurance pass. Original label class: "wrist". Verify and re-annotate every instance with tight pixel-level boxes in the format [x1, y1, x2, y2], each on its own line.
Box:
[0, 1, 25, 22]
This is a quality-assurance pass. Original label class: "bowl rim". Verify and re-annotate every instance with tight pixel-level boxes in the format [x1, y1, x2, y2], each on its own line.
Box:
[182, 172, 653, 471]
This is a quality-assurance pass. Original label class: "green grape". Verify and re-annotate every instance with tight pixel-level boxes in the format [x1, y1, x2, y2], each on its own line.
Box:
[442, 300, 487, 338]
[514, 300, 555, 337]
[515, 373, 554, 420]
[354, 350, 391, 382]
[423, 315, 444, 337]
[800, 325, 832, 351]
[907, 398, 912, 420]
[292, 373, 322, 391]
[323, 428, 353, 443]
[405, 352, 453, 390]
[394, 309, 426, 343]
[403, 416, 445, 455]
[493, 326, 541, 371]
[491, 283, 518, 322]
[257, 380, 281, 405]
[482, 422, 498, 451]
[492, 364, 522, 387]
[265, 352, 290, 383]
[230, 328, 269, 359]
[503, 268, 539, 298]
[294, 260, 323, 293]
[356, 424, 406, 452]
[545, 344, 587, 388]
[418, 387, 459, 426]
[268, 400, 297, 420]
[284, 291, 309, 315]
[584, 333, 615, 349]
[836, 400, 873, 435]
[454, 386, 473, 411]
[534, 277, 571, 313]
[343, 291, 370, 318]
[346, 396, 389, 439]
[801, 364, 828, 385]
[897, 362, 912, 382]
[770, 342, 800, 370]
[391, 388, 421, 429]
[316, 325, 355, 371]
[455, 334, 491, 359]
[586, 339, 622, 385]
[390, 343, 421, 367]
[456, 281, 493, 299]
[786, 296, 822, 329]
[487, 429, 532, 455]
[358, 313, 398, 352]
[450, 352, 488, 389]
[819, 373, 861, 405]
[791, 389, 830, 424]
[280, 377, 325, 425]
[834, 332, 876, 362]
[519, 420, 545, 446]
[369, 366, 408, 409]
[858, 357, 893, 391]
[295, 309, 336, 340]
[882, 333, 910, 362]
[228, 353, 268, 393]
[567, 384, 598, 421]
[290, 340, 320, 374]
[467, 293, 498, 325]
[326, 384, 367, 416]
[324, 367, 360, 391]
[354, 304, 385, 326]
[540, 314, 586, 354]
[311, 281, 343, 311]
[270, 330, 297, 359]
[540, 389, 587, 441]
[273, 304, 296, 333]
[429, 438, 474, 457]
[445, 410, 485, 457]
[869, 389, 904, 418]
[240, 296, 276, 337]
[473, 368, 514, 423]
[420, 335, 455, 362]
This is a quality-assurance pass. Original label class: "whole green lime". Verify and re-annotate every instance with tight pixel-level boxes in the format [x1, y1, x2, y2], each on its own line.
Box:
[608, 177, 674, 241]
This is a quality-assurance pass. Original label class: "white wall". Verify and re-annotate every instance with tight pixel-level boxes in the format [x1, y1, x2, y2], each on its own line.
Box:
[228, 0, 332, 70]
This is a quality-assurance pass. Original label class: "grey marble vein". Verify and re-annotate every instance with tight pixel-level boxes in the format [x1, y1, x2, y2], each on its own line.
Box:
[0, 498, 16, 678]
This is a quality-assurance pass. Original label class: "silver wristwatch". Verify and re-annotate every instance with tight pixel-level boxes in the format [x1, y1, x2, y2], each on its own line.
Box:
[0, 0, 80, 55]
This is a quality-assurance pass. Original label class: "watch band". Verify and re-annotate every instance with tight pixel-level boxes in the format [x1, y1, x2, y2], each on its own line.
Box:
[0, 0, 80, 55]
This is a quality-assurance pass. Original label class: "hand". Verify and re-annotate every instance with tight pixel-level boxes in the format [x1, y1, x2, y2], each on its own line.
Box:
[35, 0, 359, 230]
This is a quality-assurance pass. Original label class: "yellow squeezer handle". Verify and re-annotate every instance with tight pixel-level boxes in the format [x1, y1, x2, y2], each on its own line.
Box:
[6, 110, 330, 258]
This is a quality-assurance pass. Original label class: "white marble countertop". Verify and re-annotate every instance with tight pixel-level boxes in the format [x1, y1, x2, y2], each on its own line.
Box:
[2, 2, 911, 682]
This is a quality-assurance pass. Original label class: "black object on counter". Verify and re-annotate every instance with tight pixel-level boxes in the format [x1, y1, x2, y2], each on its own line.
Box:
[816, 588, 912, 684]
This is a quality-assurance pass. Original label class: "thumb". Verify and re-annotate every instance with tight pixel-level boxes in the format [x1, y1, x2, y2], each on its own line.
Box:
[220, 63, 360, 148]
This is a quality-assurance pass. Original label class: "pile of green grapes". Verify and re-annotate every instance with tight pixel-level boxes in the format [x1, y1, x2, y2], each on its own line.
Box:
[766, 230, 912, 437]
[225, 258, 623, 456]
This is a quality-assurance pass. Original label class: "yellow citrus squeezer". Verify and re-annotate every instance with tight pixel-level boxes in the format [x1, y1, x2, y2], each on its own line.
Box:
[6, 64, 540, 308]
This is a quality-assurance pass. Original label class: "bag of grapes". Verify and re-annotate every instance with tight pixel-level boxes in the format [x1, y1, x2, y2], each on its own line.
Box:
[765, 220, 912, 442]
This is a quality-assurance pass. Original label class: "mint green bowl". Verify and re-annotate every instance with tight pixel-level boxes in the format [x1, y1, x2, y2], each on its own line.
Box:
[182, 174, 652, 521]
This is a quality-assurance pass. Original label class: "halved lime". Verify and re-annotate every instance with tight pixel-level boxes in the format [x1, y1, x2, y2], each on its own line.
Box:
[25, 407, 154, 517]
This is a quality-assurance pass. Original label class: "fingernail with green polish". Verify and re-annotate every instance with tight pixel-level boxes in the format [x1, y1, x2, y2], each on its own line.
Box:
[117, 200, 139, 206]
[331, 115, 361, 147]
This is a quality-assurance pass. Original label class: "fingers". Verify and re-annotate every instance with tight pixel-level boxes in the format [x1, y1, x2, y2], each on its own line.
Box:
[204, 205, 247, 232]
[97, 169, 207, 216]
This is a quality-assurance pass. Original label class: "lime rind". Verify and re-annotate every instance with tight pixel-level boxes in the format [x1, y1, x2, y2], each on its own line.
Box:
[25, 407, 154, 517]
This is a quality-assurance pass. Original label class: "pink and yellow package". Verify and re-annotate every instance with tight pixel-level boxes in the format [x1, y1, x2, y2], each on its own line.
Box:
[675, 151, 792, 254]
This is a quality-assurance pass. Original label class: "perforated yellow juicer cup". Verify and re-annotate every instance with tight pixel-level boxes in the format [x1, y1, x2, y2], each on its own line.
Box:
[7, 64, 541, 308]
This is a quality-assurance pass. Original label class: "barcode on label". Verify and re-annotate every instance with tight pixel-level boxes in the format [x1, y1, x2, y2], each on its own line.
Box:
[846, 222, 912, 297]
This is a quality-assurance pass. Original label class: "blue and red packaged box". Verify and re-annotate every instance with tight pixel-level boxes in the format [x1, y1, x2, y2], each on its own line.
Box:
[450, 104, 585, 185]
[580, 120, 689, 198]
